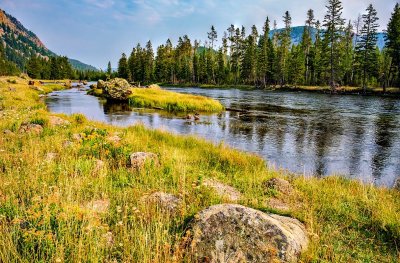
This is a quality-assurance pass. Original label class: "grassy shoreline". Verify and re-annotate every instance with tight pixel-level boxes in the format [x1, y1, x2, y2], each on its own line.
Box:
[0, 76, 399, 262]
[89, 84, 224, 113]
[161, 82, 400, 96]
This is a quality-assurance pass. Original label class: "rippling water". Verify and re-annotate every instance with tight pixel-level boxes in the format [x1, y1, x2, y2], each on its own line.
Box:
[45, 85, 400, 187]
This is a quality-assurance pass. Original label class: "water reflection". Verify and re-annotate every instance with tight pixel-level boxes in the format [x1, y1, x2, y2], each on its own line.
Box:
[46, 86, 400, 187]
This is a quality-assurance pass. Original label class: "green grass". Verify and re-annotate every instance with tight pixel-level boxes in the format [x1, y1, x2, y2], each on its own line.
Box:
[128, 87, 225, 112]
[0, 77, 399, 262]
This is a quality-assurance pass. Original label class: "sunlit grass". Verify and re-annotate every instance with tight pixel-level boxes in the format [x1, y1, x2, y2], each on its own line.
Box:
[0, 77, 399, 262]
[128, 87, 225, 112]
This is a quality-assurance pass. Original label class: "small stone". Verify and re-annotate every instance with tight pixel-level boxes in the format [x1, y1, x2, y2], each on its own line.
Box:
[106, 135, 121, 144]
[45, 152, 58, 162]
[130, 152, 159, 170]
[72, 133, 84, 141]
[104, 231, 114, 247]
[19, 123, 43, 134]
[86, 199, 110, 214]
[202, 178, 242, 202]
[63, 140, 72, 147]
[263, 177, 294, 195]
[144, 192, 183, 214]
[49, 116, 71, 127]
[186, 114, 193, 120]
[267, 197, 290, 211]
[3, 129, 13, 135]
[187, 204, 308, 263]
[394, 178, 400, 191]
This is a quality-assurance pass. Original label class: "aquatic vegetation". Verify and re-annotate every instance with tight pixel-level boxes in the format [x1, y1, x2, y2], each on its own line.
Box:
[0, 77, 399, 262]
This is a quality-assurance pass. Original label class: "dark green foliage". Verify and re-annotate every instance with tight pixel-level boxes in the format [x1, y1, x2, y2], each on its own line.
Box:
[385, 3, 400, 87]
[356, 4, 380, 92]
[26, 56, 75, 80]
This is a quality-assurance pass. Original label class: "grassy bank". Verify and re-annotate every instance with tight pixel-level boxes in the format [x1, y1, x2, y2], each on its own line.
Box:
[0, 77, 399, 262]
[128, 87, 224, 112]
[272, 85, 400, 96]
[90, 84, 225, 113]
[161, 82, 400, 96]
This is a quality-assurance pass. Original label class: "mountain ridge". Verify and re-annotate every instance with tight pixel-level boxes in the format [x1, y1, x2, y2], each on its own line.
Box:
[0, 8, 98, 71]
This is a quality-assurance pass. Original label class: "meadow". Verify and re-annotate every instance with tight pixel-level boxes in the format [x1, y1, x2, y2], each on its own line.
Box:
[0, 76, 399, 262]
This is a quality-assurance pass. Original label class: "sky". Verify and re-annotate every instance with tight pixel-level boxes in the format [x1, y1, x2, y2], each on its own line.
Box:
[0, 0, 398, 69]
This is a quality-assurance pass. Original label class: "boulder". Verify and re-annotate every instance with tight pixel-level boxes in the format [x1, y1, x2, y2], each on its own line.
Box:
[263, 177, 294, 195]
[130, 152, 159, 170]
[187, 204, 308, 263]
[97, 80, 106, 90]
[19, 123, 43, 134]
[202, 178, 242, 202]
[49, 116, 71, 127]
[100, 78, 132, 100]
[90, 84, 97, 89]
[143, 192, 183, 214]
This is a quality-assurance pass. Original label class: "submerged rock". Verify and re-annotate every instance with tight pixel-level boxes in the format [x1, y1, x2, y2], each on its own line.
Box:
[130, 152, 159, 170]
[202, 178, 242, 202]
[187, 204, 308, 263]
[143, 192, 183, 214]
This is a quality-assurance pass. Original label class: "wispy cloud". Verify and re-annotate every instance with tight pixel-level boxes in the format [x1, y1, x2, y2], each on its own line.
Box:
[85, 0, 115, 9]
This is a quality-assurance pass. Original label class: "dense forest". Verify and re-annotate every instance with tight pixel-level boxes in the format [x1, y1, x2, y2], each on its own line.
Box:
[116, 1, 400, 91]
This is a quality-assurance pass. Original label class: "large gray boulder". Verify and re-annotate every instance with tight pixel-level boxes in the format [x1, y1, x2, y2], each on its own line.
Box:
[99, 78, 132, 100]
[187, 204, 308, 263]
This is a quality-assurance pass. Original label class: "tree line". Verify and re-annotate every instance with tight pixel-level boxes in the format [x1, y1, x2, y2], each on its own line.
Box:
[116, 1, 400, 91]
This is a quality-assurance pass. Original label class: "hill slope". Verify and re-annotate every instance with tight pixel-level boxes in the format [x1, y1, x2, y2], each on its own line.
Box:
[270, 25, 386, 49]
[0, 8, 97, 71]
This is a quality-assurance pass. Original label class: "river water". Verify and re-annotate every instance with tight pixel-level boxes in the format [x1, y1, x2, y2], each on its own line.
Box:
[45, 85, 400, 187]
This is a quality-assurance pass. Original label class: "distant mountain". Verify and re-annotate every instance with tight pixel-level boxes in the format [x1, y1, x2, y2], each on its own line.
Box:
[270, 26, 386, 50]
[0, 8, 97, 71]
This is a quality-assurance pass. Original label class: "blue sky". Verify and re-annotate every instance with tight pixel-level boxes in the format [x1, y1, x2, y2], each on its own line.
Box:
[0, 0, 397, 69]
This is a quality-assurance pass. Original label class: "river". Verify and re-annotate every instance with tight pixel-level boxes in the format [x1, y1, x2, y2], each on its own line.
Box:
[45, 85, 400, 187]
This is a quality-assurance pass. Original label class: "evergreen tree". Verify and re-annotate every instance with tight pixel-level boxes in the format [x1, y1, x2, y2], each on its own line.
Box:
[385, 3, 400, 87]
[107, 61, 112, 78]
[356, 4, 379, 92]
[302, 9, 315, 84]
[117, 53, 129, 80]
[323, 0, 345, 90]
[277, 11, 292, 85]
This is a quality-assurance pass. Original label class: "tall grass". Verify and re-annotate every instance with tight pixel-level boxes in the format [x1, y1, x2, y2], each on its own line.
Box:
[0, 77, 399, 262]
[128, 87, 224, 112]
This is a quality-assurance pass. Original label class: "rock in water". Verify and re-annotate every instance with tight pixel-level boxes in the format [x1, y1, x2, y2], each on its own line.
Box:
[130, 152, 159, 170]
[97, 80, 106, 90]
[187, 204, 308, 263]
[101, 78, 132, 100]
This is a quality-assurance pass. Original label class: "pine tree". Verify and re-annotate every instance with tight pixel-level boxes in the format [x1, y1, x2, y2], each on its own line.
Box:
[107, 61, 112, 78]
[257, 17, 271, 87]
[302, 9, 315, 85]
[117, 53, 129, 80]
[277, 11, 292, 86]
[385, 3, 400, 87]
[323, 0, 345, 90]
[356, 4, 379, 92]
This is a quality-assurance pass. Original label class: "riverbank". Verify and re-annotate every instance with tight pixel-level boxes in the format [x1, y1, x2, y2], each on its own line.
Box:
[1, 76, 399, 262]
[161, 82, 400, 96]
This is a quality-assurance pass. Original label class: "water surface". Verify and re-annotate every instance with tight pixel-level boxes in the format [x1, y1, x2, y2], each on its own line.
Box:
[46, 85, 400, 187]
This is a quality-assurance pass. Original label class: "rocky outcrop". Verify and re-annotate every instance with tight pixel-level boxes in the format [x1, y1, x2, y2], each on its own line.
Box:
[202, 178, 242, 202]
[187, 204, 308, 263]
[143, 192, 183, 214]
[130, 152, 159, 170]
[98, 78, 132, 100]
